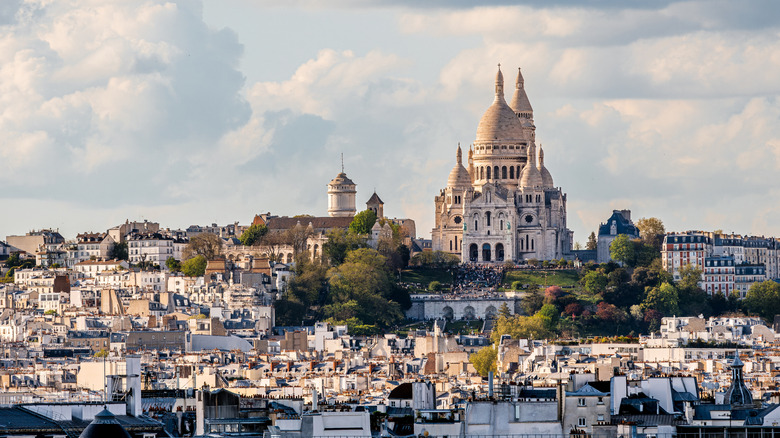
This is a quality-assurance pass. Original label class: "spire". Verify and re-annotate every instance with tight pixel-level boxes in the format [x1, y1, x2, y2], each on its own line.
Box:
[510, 67, 533, 115]
[538, 145, 544, 167]
[456, 143, 462, 164]
[495, 63, 504, 100]
[340, 153, 344, 173]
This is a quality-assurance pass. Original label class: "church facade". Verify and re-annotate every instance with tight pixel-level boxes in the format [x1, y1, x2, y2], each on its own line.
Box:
[432, 66, 573, 263]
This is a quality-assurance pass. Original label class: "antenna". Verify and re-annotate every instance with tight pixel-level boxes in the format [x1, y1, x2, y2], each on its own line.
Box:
[341, 153, 344, 173]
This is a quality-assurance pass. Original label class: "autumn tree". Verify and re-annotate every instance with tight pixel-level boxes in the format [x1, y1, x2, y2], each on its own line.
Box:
[184, 233, 223, 260]
[636, 217, 665, 248]
[642, 282, 680, 315]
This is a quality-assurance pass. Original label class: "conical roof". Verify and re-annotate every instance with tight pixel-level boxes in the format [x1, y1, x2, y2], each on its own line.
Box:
[509, 68, 533, 114]
[475, 65, 525, 143]
[328, 172, 355, 186]
[448, 145, 472, 188]
[79, 409, 132, 438]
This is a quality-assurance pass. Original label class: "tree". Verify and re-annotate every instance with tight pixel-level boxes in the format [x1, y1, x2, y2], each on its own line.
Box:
[636, 217, 665, 248]
[521, 287, 544, 315]
[109, 242, 128, 260]
[582, 271, 608, 295]
[564, 303, 583, 317]
[743, 281, 780, 322]
[573, 241, 583, 250]
[498, 303, 512, 318]
[429, 281, 442, 291]
[586, 232, 597, 250]
[349, 209, 377, 235]
[677, 265, 703, 292]
[491, 314, 553, 342]
[184, 233, 223, 260]
[536, 304, 560, 331]
[181, 255, 207, 277]
[286, 223, 313, 257]
[165, 257, 181, 272]
[470, 346, 497, 377]
[323, 229, 367, 266]
[239, 223, 268, 246]
[642, 282, 680, 315]
[610, 234, 636, 267]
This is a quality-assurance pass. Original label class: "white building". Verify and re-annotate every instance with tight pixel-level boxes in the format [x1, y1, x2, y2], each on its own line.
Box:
[432, 66, 573, 262]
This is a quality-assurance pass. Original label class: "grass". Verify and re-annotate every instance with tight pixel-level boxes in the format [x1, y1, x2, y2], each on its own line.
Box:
[503, 269, 580, 289]
[399, 267, 453, 287]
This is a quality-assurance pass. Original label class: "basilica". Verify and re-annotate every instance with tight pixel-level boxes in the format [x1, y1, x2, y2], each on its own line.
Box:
[432, 66, 573, 263]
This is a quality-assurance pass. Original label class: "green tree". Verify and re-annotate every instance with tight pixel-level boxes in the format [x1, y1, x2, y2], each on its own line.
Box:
[521, 286, 544, 315]
[322, 229, 367, 265]
[184, 233, 223, 260]
[181, 255, 207, 277]
[610, 234, 636, 267]
[677, 265, 703, 291]
[491, 314, 553, 342]
[165, 257, 181, 272]
[470, 346, 497, 377]
[324, 248, 407, 327]
[239, 223, 268, 246]
[511, 281, 524, 291]
[582, 271, 608, 295]
[349, 209, 377, 235]
[498, 303, 512, 318]
[429, 281, 442, 291]
[743, 281, 780, 321]
[109, 242, 128, 260]
[636, 217, 665, 248]
[642, 282, 680, 315]
[535, 304, 560, 332]
[586, 232, 597, 250]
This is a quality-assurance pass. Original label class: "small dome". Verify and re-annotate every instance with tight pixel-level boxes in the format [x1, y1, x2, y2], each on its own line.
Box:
[447, 145, 472, 188]
[79, 409, 132, 438]
[538, 146, 554, 187]
[475, 66, 526, 144]
[520, 144, 543, 188]
[328, 172, 355, 186]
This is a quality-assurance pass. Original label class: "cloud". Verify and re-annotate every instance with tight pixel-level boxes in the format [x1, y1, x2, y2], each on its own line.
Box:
[0, 0, 249, 206]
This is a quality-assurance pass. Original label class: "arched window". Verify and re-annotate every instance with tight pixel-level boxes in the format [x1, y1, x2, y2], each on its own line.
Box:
[480, 167, 484, 180]
[455, 236, 458, 250]
[517, 166, 521, 178]
[486, 212, 491, 226]
[510, 167, 514, 179]
[474, 220, 478, 231]
[482, 243, 492, 262]
[494, 166, 499, 180]
[500, 219, 504, 230]
[531, 239, 535, 250]
[502, 166, 507, 179]
[450, 240, 453, 251]
[486, 167, 491, 180]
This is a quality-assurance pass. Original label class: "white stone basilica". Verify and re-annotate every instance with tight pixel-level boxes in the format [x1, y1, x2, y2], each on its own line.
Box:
[432, 66, 573, 263]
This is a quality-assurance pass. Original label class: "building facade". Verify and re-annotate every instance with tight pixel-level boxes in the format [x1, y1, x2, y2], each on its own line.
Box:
[432, 66, 573, 262]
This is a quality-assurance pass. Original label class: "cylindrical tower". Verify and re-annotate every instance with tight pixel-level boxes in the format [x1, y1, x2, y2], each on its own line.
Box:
[327, 171, 357, 217]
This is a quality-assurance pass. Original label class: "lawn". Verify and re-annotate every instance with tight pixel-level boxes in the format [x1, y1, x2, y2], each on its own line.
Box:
[503, 269, 580, 289]
[399, 267, 453, 287]
[445, 320, 484, 334]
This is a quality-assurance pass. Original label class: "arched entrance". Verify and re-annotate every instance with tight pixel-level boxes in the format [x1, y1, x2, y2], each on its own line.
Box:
[469, 244, 478, 262]
[442, 306, 454, 321]
[485, 305, 497, 319]
[482, 243, 491, 262]
[496, 243, 504, 261]
[463, 306, 476, 320]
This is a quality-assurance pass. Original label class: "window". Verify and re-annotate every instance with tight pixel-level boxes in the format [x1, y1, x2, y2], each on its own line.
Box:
[597, 414, 604, 422]
[597, 397, 604, 405]
[578, 418, 586, 427]
[578, 398, 586, 407]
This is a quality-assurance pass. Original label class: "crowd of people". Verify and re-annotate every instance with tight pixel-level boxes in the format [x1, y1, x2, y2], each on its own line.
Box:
[452, 263, 505, 293]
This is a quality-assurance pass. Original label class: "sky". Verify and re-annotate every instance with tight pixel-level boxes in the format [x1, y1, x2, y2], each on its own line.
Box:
[2, 0, 780, 244]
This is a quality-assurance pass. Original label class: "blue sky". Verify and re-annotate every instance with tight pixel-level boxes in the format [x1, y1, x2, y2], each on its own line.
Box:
[2, 0, 780, 244]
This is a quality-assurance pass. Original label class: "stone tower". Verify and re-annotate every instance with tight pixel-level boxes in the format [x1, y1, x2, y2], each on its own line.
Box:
[327, 168, 357, 218]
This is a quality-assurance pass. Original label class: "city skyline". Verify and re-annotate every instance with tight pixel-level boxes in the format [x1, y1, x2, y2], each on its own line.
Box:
[2, 0, 780, 243]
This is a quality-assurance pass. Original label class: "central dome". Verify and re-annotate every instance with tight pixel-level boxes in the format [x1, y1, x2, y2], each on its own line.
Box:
[475, 66, 525, 144]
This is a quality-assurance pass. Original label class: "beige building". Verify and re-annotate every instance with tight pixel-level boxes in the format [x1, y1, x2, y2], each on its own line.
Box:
[433, 66, 572, 262]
